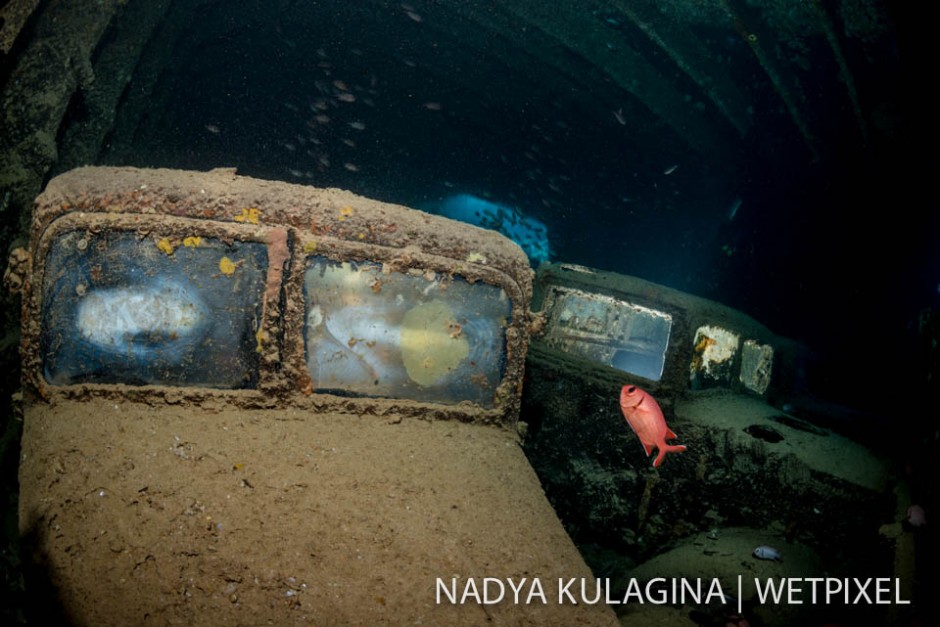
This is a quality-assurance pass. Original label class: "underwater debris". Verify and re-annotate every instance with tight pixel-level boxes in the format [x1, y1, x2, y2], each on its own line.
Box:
[743, 424, 784, 443]
[402, 4, 422, 22]
[769, 414, 827, 435]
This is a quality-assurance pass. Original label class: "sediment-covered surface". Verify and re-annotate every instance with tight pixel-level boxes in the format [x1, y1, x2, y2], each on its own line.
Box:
[19, 398, 618, 626]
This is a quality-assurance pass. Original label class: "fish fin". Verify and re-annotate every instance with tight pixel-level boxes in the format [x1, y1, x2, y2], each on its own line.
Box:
[666, 428, 678, 440]
[653, 444, 687, 468]
[641, 442, 654, 458]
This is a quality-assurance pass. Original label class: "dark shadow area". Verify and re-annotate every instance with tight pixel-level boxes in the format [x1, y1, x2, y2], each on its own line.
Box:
[15, 517, 79, 626]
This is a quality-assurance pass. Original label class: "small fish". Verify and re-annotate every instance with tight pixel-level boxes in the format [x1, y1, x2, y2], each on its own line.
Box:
[619, 385, 686, 468]
[727, 197, 743, 221]
[663, 164, 679, 175]
[752, 545, 782, 561]
[906, 504, 927, 528]
[348, 121, 366, 130]
[613, 108, 626, 125]
[205, 124, 221, 134]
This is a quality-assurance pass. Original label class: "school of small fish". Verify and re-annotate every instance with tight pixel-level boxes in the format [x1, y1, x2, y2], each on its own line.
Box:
[198, 2, 639, 222]
[199, 4, 443, 184]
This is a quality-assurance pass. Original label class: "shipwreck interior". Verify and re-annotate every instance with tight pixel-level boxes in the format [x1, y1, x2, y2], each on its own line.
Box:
[2, 3, 933, 312]
[1, 1, 937, 625]
[2, 1, 935, 397]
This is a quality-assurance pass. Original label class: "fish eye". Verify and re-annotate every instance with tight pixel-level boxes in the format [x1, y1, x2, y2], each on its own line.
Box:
[626, 385, 635, 393]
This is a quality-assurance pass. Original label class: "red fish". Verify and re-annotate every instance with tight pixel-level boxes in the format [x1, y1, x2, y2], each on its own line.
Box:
[619, 385, 686, 468]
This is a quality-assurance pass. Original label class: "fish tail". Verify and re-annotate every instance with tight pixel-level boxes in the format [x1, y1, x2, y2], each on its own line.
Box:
[652, 444, 688, 468]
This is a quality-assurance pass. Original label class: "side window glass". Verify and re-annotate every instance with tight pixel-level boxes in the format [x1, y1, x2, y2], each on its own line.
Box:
[303, 257, 510, 407]
[40, 231, 268, 389]
[539, 286, 672, 382]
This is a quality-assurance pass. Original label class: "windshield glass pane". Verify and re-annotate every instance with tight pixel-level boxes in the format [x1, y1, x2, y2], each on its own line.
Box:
[40, 230, 268, 388]
[303, 257, 510, 406]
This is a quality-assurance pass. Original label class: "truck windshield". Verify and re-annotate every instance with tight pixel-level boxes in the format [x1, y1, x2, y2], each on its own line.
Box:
[40, 230, 268, 389]
[303, 257, 510, 407]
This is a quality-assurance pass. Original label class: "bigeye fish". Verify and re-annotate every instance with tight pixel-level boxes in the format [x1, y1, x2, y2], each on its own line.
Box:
[619, 385, 687, 468]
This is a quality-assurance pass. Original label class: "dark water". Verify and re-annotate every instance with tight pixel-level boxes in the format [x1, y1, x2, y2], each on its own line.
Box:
[88, 1, 938, 421]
